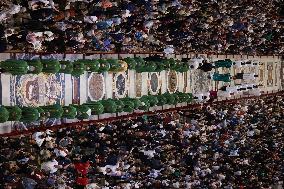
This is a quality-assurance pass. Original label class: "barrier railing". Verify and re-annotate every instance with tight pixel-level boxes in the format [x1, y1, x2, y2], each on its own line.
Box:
[1, 90, 283, 138]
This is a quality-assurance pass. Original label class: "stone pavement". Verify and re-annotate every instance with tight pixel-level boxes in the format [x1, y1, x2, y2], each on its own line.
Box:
[0, 53, 282, 134]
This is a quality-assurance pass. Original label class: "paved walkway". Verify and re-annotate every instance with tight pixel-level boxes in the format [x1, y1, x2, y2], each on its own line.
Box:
[0, 53, 282, 134]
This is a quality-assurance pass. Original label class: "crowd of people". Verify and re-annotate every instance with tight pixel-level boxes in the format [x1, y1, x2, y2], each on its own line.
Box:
[0, 93, 283, 188]
[0, 0, 283, 54]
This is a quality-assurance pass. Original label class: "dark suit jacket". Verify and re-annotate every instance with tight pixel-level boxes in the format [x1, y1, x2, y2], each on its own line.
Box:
[198, 63, 214, 72]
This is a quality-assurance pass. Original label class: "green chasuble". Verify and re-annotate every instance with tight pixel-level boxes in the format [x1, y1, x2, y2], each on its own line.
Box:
[101, 99, 117, 113]
[27, 60, 43, 74]
[139, 97, 151, 110]
[72, 62, 85, 77]
[0, 106, 9, 123]
[73, 105, 91, 120]
[113, 99, 124, 113]
[59, 61, 73, 74]
[83, 102, 104, 115]
[0, 60, 28, 75]
[75, 60, 100, 72]
[214, 59, 233, 68]
[5, 106, 22, 121]
[123, 57, 137, 70]
[62, 106, 77, 119]
[108, 59, 120, 72]
[163, 93, 176, 105]
[212, 73, 231, 82]
[120, 99, 135, 112]
[40, 104, 63, 119]
[20, 107, 43, 122]
[41, 60, 61, 74]
[98, 59, 110, 73]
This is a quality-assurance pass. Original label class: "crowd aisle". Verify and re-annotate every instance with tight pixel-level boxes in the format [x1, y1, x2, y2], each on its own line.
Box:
[0, 93, 283, 188]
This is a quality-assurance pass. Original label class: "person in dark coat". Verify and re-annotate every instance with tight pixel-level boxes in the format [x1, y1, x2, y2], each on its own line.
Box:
[198, 62, 215, 72]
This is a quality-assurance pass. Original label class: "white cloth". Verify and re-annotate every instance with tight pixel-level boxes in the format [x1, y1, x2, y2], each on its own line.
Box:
[0, 12, 8, 22]
[41, 160, 59, 173]
[99, 165, 118, 175]
[84, 16, 98, 23]
[188, 59, 201, 70]
[123, 9, 131, 18]
[32, 132, 45, 147]
[86, 109, 92, 117]
[54, 148, 68, 157]
[32, 40, 43, 51]
[234, 60, 245, 68]
[142, 150, 156, 158]
[10, 5, 22, 14]
[226, 86, 239, 93]
[43, 31, 54, 41]
[163, 46, 174, 54]
[242, 73, 257, 80]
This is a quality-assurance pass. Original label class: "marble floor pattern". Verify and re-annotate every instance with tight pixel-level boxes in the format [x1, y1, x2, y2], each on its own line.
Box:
[0, 53, 282, 134]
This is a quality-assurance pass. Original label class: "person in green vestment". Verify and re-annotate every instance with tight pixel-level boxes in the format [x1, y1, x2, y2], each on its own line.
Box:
[26, 60, 43, 74]
[108, 59, 121, 72]
[73, 105, 91, 120]
[208, 73, 232, 82]
[139, 97, 151, 110]
[0, 60, 29, 75]
[62, 105, 77, 119]
[163, 93, 177, 105]
[0, 106, 9, 123]
[101, 99, 117, 113]
[121, 100, 134, 112]
[41, 60, 61, 74]
[40, 104, 63, 119]
[59, 61, 73, 74]
[98, 59, 110, 73]
[20, 107, 43, 122]
[75, 60, 100, 72]
[83, 102, 104, 115]
[113, 99, 124, 112]
[5, 106, 22, 121]
[123, 57, 137, 70]
[72, 62, 85, 77]
[214, 59, 233, 68]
